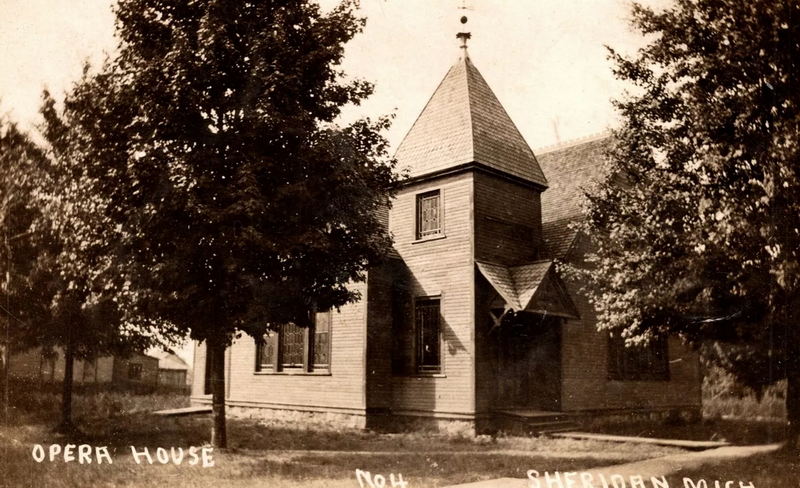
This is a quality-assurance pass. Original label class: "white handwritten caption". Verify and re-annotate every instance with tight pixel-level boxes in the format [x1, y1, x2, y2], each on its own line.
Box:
[355, 469, 408, 488]
[31, 444, 214, 467]
[526, 470, 756, 488]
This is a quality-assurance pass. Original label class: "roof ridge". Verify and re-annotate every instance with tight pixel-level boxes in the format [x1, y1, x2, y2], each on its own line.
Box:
[465, 57, 545, 184]
[535, 131, 612, 154]
[463, 55, 477, 164]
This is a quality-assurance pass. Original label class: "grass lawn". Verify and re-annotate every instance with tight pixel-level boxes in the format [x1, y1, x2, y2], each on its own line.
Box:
[0, 409, 684, 488]
[588, 417, 787, 446]
[663, 451, 800, 488]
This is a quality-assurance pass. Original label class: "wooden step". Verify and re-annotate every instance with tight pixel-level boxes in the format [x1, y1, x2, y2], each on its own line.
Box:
[494, 413, 579, 436]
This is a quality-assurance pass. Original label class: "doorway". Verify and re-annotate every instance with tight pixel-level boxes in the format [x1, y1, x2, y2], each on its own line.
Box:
[496, 313, 561, 411]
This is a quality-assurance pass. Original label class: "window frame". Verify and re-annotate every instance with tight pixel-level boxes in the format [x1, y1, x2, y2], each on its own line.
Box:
[607, 333, 670, 382]
[413, 296, 443, 375]
[415, 189, 444, 241]
[255, 310, 333, 375]
[128, 362, 143, 381]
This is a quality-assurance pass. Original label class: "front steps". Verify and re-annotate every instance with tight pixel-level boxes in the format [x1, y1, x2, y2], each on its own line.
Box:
[493, 409, 580, 436]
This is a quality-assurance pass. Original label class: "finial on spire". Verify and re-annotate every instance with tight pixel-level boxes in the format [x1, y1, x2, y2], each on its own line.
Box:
[456, 1, 472, 54]
[456, 31, 471, 51]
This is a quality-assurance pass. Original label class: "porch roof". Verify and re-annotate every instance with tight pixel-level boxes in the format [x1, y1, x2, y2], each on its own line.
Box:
[476, 260, 580, 319]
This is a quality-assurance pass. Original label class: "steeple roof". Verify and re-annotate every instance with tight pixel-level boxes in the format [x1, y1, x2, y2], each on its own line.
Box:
[395, 54, 547, 187]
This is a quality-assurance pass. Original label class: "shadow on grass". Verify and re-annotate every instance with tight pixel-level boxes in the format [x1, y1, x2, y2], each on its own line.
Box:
[56, 415, 494, 452]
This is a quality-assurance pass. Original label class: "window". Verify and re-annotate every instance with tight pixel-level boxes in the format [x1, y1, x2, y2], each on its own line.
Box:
[415, 298, 441, 374]
[392, 291, 443, 376]
[128, 362, 143, 380]
[416, 190, 442, 239]
[608, 334, 669, 381]
[255, 310, 332, 373]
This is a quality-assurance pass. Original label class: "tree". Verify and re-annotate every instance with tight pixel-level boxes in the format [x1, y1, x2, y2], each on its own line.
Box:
[33, 91, 172, 432]
[575, 0, 800, 448]
[0, 115, 45, 424]
[0, 99, 166, 431]
[62, 0, 398, 447]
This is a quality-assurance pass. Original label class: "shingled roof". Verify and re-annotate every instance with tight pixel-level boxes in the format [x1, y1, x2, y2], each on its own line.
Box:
[394, 54, 547, 187]
[538, 135, 612, 223]
[476, 260, 579, 318]
[537, 135, 612, 258]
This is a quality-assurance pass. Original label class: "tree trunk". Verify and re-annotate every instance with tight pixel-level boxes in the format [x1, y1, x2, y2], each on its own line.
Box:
[209, 337, 227, 448]
[786, 296, 800, 452]
[59, 336, 75, 432]
[787, 370, 800, 452]
[0, 342, 8, 425]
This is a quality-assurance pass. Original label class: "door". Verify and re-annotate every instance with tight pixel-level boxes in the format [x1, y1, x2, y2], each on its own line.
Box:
[496, 314, 561, 410]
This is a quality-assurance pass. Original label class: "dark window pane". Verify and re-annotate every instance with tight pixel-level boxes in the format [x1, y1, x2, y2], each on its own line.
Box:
[417, 191, 441, 239]
[128, 363, 142, 380]
[313, 311, 331, 368]
[415, 298, 441, 373]
[255, 332, 276, 371]
[608, 334, 669, 381]
[282, 322, 305, 368]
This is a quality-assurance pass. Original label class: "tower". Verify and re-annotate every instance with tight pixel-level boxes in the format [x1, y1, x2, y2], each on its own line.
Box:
[381, 17, 552, 432]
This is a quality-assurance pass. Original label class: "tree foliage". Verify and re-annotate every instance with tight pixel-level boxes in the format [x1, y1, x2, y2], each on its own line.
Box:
[575, 0, 800, 443]
[61, 0, 399, 445]
[0, 102, 163, 429]
[0, 117, 47, 349]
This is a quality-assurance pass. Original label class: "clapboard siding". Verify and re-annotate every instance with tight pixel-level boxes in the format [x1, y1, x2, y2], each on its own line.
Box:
[474, 172, 542, 265]
[388, 172, 476, 415]
[559, 236, 702, 411]
[191, 281, 368, 411]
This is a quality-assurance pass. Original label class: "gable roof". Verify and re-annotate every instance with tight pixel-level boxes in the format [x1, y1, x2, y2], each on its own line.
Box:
[476, 260, 579, 318]
[394, 54, 547, 187]
[150, 349, 189, 371]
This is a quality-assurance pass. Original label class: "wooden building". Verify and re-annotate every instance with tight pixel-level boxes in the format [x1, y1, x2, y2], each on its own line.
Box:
[190, 40, 702, 435]
[11, 347, 159, 388]
[151, 349, 191, 387]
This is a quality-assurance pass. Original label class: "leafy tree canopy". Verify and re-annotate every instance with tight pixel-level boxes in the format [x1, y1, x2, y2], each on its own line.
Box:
[57, 0, 399, 445]
[575, 0, 799, 400]
[61, 0, 399, 344]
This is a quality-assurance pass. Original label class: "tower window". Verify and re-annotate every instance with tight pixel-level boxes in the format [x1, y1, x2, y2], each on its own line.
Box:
[415, 298, 442, 374]
[416, 190, 442, 239]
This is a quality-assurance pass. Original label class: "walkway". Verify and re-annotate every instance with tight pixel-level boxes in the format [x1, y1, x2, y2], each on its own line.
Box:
[152, 405, 211, 416]
[551, 432, 729, 451]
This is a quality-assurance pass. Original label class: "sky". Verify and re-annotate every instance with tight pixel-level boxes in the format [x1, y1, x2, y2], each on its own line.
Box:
[0, 0, 671, 149]
[0, 0, 669, 364]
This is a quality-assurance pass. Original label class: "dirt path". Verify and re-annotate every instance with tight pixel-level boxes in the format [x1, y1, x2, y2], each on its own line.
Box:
[445, 443, 781, 488]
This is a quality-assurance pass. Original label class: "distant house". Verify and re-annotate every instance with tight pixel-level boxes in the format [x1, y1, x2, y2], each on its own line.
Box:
[190, 39, 702, 435]
[11, 347, 159, 387]
[150, 349, 191, 387]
